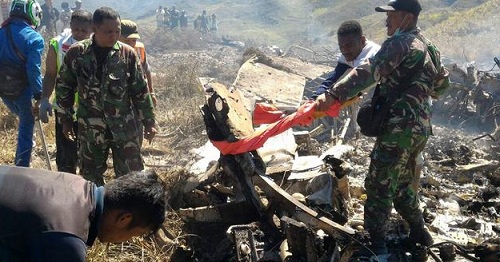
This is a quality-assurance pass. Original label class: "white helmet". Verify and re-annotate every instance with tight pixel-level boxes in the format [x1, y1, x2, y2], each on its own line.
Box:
[9, 0, 43, 28]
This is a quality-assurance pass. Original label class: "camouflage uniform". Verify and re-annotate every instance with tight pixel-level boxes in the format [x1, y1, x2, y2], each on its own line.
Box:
[330, 28, 449, 241]
[56, 38, 155, 185]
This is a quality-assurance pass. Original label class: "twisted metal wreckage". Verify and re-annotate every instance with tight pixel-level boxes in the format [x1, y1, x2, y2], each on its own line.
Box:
[175, 57, 500, 261]
[435, 58, 500, 137]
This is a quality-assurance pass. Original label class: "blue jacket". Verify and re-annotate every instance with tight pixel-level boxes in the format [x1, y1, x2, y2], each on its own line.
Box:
[311, 63, 351, 100]
[0, 18, 44, 100]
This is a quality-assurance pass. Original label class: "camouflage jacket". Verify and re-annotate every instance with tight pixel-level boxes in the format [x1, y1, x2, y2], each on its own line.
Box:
[331, 27, 449, 135]
[55, 37, 155, 137]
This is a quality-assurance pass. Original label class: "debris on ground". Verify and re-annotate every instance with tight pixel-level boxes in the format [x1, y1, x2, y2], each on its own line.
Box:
[161, 52, 500, 261]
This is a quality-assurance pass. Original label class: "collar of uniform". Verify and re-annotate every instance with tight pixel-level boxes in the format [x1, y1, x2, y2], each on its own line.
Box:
[83, 36, 121, 55]
[406, 26, 420, 35]
[403, 26, 420, 35]
[86, 185, 104, 246]
[388, 26, 420, 40]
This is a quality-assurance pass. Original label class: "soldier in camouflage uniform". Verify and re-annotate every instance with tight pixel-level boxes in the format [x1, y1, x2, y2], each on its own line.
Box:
[316, 0, 449, 257]
[56, 7, 157, 186]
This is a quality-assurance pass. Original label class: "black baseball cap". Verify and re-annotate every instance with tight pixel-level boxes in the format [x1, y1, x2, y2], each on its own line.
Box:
[375, 0, 422, 16]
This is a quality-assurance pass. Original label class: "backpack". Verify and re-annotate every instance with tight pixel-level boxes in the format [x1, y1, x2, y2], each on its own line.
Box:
[357, 34, 429, 137]
[0, 25, 29, 100]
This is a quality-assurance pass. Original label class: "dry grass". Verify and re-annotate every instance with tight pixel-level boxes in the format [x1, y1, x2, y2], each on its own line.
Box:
[86, 169, 193, 261]
[0, 54, 209, 261]
[84, 59, 207, 261]
[0, 17, 255, 260]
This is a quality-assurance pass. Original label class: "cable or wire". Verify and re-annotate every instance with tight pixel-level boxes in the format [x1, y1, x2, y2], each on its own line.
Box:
[478, 57, 500, 73]
[340, 233, 381, 261]
[479, 63, 497, 73]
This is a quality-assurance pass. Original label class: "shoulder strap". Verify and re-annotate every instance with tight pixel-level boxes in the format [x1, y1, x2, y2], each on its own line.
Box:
[6, 25, 27, 63]
[379, 34, 427, 101]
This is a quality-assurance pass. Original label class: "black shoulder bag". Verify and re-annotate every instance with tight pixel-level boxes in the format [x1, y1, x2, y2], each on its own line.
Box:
[0, 25, 29, 100]
[357, 36, 427, 137]
[356, 84, 392, 137]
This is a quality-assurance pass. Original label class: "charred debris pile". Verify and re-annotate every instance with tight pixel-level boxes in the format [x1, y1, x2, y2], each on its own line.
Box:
[162, 52, 500, 261]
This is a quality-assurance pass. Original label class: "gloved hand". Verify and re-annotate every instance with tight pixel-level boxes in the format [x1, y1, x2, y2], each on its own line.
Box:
[39, 97, 53, 123]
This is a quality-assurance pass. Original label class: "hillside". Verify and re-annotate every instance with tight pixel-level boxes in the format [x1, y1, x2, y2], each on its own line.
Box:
[48, 0, 500, 65]
[425, 0, 500, 64]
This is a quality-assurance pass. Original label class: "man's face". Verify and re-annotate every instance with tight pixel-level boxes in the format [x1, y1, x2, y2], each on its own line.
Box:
[385, 11, 411, 36]
[99, 224, 151, 243]
[337, 34, 365, 62]
[92, 18, 121, 48]
[97, 210, 152, 243]
[71, 21, 92, 41]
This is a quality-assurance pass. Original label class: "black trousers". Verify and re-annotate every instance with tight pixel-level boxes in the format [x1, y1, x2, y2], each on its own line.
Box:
[55, 112, 78, 174]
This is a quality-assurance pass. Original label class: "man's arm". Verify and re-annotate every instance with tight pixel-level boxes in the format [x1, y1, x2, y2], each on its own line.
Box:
[316, 62, 376, 112]
[145, 70, 157, 107]
[38, 44, 58, 123]
[128, 49, 157, 142]
[141, 51, 157, 107]
[330, 62, 376, 103]
[26, 32, 44, 101]
[41, 46, 58, 99]
[36, 232, 87, 262]
[428, 45, 450, 98]
[311, 63, 351, 100]
[55, 47, 79, 140]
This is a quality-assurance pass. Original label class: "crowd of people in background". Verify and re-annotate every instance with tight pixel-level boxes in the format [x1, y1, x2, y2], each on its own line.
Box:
[155, 5, 186, 29]
[155, 5, 218, 33]
[36, 0, 83, 38]
[2, 1, 221, 36]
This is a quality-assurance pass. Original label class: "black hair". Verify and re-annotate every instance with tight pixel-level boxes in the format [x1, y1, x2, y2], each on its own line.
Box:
[104, 170, 167, 234]
[92, 6, 120, 25]
[337, 20, 363, 38]
[71, 9, 92, 24]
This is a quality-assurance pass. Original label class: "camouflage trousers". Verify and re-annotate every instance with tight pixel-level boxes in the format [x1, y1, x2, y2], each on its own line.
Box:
[364, 128, 429, 240]
[78, 121, 144, 186]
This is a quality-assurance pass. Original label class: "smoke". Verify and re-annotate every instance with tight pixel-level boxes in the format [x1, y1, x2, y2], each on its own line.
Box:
[423, 1, 500, 68]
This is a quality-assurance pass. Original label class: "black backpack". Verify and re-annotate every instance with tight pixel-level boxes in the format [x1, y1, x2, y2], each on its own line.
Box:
[0, 25, 29, 100]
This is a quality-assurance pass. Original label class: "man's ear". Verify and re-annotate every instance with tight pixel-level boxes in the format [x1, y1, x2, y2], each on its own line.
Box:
[115, 211, 133, 229]
[360, 35, 366, 45]
[406, 13, 416, 24]
[410, 13, 416, 21]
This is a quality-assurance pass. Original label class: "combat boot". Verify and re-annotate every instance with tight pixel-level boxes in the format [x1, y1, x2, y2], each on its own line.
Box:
[409, 226, 434, 247]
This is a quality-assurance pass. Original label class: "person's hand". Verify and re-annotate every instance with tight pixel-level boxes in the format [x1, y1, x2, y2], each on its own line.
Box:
[38, 98, 53, 123]
[315, 92, 337, 112]
[151, 93, 158, 107]
[144, 125, 158, 144]
[62, 122, 76, 141]
[32, 100, 40, 120]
